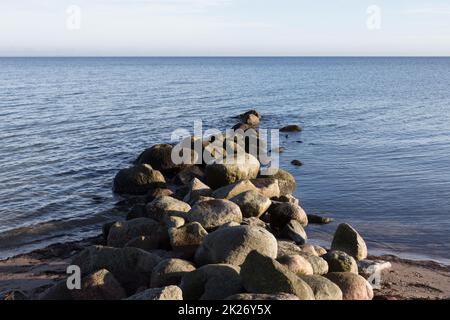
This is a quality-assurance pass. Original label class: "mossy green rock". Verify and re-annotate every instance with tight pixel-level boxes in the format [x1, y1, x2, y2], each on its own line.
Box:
[324, 250, 358, 274]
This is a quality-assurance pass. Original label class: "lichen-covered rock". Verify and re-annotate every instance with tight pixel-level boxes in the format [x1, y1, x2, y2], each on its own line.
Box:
[107, 218, 168, 248]
[187, 199, 242, 230]
[71, 246, 162, 294]
[146, 196, 191, 222]
[204, 153, 260, 189]
[136, 144, 182, 174]
[150, 258, 196, 288]
[250, 178, 281, 198]
[325, 272, 374, 300]
[324, 250, 358, 274]
[279, 220, 307, 245]
[225, 293, 299, 300]
[113, 164, 166, 195]
[126, 286, 183, 300]
[180, 264, 242, 300]
[168, 222, 208, 258]
[277, 255, 314, 276]
[183, 178, 212, 205]
[269, 202, 308, 231]
[230, 190, 271, 218]
[195, 225, 277, 266]
[240, 251, 314, 300]
[299, 275, 343, 300]
[331, 223, 368, 261]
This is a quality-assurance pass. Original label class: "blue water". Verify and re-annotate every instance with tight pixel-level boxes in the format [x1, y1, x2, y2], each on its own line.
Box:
[1, 57, 449, 263]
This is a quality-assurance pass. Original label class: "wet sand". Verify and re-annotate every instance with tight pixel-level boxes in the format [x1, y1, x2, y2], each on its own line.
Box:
[1, 236, 449, 300]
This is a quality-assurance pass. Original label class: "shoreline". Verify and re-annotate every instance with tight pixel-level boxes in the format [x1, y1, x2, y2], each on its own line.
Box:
[1, 109, 449, 301]
[1, 235, 449, 300]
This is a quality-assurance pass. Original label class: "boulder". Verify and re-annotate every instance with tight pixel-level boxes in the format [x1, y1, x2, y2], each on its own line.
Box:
[241, 217, 267, 228]
[125, 235, 169, 251]
[71, 269, 127, 300]
[195, 225, 277, 266]
[146, 188, 174, 203]
[241, 113, 260, 127]
[204, 153, 260, 189]
[230, 190, 271, 218]
[126, 204, 146, 220]
[331, 223, 368, 261]
[168, 222, 208, 258]
[187, 199, 242, 230]
[183, 178, 212, 205]
[146, 196, 191, 222]
[176, 165, 205, 185]
[298, 244, 319, 256]
[71, 246, 162, 294]
[163, 215, 185, 229]
[299, 275, 343, 300]
[226, 293, 299, 300]
[180, 264, 242, 300]
[265, 169, 296, 195]
[136, 144, 181, 174]
[250, 178, 281, 198]
[113, 164, 166, 195]
[150, 258, 196, 288]
[325, 272, 374, 300]
[298, 253, 329, 275]
[269, 202, 308, 231]
[313, 245, 327, 256]
[277, 255, 314, 276]
[212, 180, 257, 200]
[323, 250, 358, 274]
[277, 241, 304, 257]
[240, 251, 314, 300]
[107, 218, 167, 248]
[239, 109, 261, 120]
[126, 286, 183, 300]
[280, 125, 302, 132]
[291, 160, 302, 166]
[271, 194, 299, 205]
[279, 220, 307, 245]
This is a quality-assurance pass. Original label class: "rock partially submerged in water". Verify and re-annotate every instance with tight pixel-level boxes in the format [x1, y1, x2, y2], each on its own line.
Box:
[136, 144, 182, 174]
[269, 202, 308, 231]
[113, 164, 166, 195]
[280, 124, 302, 132]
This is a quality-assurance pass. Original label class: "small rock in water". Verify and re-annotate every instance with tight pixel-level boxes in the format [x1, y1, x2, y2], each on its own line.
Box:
[113, 164, 166, 195]
[291, 160, 303, 167]
[280, 125, 302, 132]
[307, 214, 334, 224]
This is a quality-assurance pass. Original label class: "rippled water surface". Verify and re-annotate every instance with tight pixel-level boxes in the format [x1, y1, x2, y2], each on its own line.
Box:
[1, 57, 449, 262]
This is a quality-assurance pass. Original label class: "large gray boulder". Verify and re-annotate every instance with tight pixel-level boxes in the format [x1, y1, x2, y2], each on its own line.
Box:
[113, 164, 166, 195]
[325, 272, 374, 300]
[240, 251, 315, 300]
[71, 269, 127, 300]
[299, 275, 343, 300]
[107, 218, 168, 248]
[298, 253, 329, 275]
[195, 225, 277, 266]
[230, 190, 271, 218]
[279, 220, 307, 245]
[265, 169, 296, 195]
[150, 258, 196, 288]
[146, 196, 191, 222]
[204, 153, 260, 189]
[250, 178, 281, 198]
[180, 264, 242, 300]
[183, 178, 212, 205]
[71, 246, 162, 294]
[331, 223, 368, 261]
[126, 286, 183, 300]
[187, 199, 242, 230]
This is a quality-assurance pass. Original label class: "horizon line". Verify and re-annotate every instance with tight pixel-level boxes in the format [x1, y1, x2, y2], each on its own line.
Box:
[1, 55, 450, 58]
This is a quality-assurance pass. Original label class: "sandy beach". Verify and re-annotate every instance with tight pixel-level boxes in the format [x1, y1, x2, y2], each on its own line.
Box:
[1, 236, 449, 300]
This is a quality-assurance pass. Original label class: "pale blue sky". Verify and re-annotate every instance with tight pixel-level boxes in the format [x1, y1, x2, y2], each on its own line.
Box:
[0, 0, 449, 56]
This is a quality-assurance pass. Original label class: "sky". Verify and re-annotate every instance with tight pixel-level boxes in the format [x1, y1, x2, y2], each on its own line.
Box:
[0, 0, 449, 56]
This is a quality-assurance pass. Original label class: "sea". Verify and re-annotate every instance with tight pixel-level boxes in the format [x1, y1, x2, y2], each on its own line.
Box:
[1, 57, 449, 263]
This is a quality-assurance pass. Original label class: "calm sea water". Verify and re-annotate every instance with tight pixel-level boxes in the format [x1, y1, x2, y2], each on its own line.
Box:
[1, 57, 449, 263]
